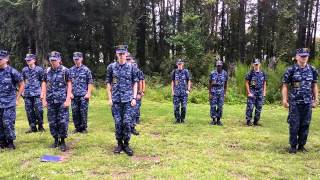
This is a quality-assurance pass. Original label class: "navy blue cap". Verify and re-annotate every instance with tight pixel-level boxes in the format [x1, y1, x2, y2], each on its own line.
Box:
[49, 51, 62, 61]
[176, 59, 184, 64]
[0, 50, 9, 59]
[253, 58, 261, 65]
[73, 52, 83, 60]
[296, 48, 310, 57]
[116, 45, 128, 54]
[216, 60, 223, 66]
[25, 53, 36, 61]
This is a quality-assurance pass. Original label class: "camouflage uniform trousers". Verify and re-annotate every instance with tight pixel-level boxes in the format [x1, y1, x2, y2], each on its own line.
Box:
[71, 96, 89, 131]
[0, 106, 16, 141]
[112, 102, 133, 142]
[245, 95, 264, 122]
[288, 103, 312, 146]
[47, 103, 69, 138]
[131, 99, 142, 129]
[210, 92, 225, 119]
[24, 97, 43, 129]
[173, 95, 188, 121]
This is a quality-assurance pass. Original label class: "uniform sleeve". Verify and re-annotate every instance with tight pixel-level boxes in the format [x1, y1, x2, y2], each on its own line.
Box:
[186, 70, 192, 80]
[39, 67, 45, 81]
[225, 71, 229, 81]
[132, 66, 139, 83]
[87, 69, 94, 84]
[139, 70, 145, 80]
[21, 68, 26, 80]
[245, 72, 251, 81]
[66, 69, 72, 81]
[12, 69, 23, 84]
[264, 72, 268, 82]
[105, 64, 113, 84]
[282, 67, 292, 84]
[171, 70, 175, 81]
[312, 67, 318, 83]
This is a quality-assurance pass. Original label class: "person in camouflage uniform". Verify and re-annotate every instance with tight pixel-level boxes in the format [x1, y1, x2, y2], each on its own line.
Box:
[22, 53, 45, 133]
[0, 50, 24, 150]
[171, 59, 192, 123]
[282, 48, 318, 154]
[69, 52, 93, 134]
[209, 60, 228, 126]
[245, 59, 267, 126]
[41, 51, 72, 152]
[106, 45, 138, 156]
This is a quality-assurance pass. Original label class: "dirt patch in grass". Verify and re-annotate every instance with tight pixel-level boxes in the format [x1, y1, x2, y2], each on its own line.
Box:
[111, 171, 132, 179]
[60, 138, 80, 162]
[132, 155, 160, 164]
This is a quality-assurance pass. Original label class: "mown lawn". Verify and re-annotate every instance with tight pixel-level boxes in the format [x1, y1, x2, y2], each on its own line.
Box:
[0, 96, 320, 179]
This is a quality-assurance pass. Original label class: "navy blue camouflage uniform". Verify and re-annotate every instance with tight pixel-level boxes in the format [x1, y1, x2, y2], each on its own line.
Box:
[209, 70, 228, 120]
[283, 64, 318, 147]
[22, 66, 44, 130]
[171, 69, 191, 122]
[106, 62, 138, 143]
[245, 70, 267, 124]
[69, 65, 93, 132]
[133, 69, 145, 125]
[0, 66, 23, 142]
[44, 65, 71, 139]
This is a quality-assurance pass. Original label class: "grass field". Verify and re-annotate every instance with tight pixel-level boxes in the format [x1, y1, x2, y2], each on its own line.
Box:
[1, 95, 320, 179]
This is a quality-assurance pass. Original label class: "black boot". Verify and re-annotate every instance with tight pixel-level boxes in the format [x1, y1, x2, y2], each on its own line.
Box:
[210, 118, 216, 125]
[0, 140, 8, 149]
[25, 127, 38, 134]
[297, 145, 308, 152]
[253, 119, 260, 126]
[123, 141, 133, 156]
[132, 127, 140, 136]
[38, 124, 45, 132]
[246, 120, 252, 126]
[60, 138, 67, 152]
[113, 140, 123, 154]
[216, 118, 223, 126]
[51, 137, 59, 148]
[7, 140, 15, 150]
[174, 119, 180, 124]
[289, 145, 297, 154]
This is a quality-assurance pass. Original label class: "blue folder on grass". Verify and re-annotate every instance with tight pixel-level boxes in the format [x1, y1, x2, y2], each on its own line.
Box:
[41, 155, 62, 162]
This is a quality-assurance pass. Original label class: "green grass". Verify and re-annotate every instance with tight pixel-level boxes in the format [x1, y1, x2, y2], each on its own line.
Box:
[1, 94, 320, 179]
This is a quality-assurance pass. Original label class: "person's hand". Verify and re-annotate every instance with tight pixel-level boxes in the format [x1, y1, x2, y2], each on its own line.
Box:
[247, 93, 254, 97]
[42, 99, 48, 108]
[108, 99, 113, 106]
[186, 90, 190, 94]
[63, 99, 71, 108]
[172, 91, 175, 96]
[141, 92, 145, 97]
[84, 93, 91, 99]
[137, 94, 142, 100]
[131, 99, 137, 107]
[312, 100, 318, 108]
[282, 99, 289, 108]
[70, 93, 74, 99]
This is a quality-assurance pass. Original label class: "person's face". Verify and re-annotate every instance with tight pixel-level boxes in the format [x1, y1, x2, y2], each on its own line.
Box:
[0, 57, 9, 67]
[117, 53, 126, 61]
[296, 55, 309, 64]
[26, 59, 36, 66]
[73, 57, 83, 65]
[50, 59, 61, 68]
[177, 63, 184, 70]
[253, 63, 260, 70]
[217, 65, 222, 71]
